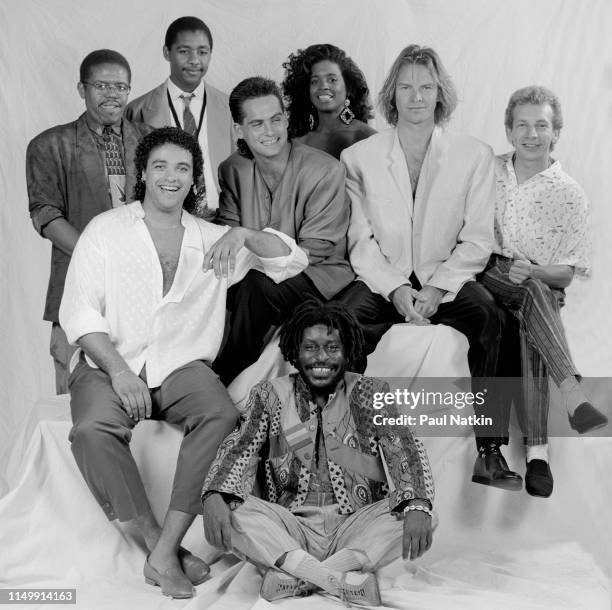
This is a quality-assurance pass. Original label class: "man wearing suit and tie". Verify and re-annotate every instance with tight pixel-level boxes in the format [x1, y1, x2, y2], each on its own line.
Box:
[126, 16, 232, 217]
[339, 45, 522, 489]
[26, 49, 150, 394]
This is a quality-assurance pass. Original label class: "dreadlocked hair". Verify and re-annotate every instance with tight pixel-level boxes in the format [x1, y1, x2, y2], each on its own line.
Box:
[279, 299, 365, 370]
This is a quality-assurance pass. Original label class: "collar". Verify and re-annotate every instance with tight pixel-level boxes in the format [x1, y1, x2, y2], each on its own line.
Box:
[128, 200, 191, 228]
[85, 112, 122, 137]
[502, 151, 562, 184]
[166, 77, 205, 102]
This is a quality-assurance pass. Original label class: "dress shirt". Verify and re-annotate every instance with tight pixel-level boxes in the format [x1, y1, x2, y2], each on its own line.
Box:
[59, 201, 307, 387]
[167, 78, 218, 209]
[493, 153, 590, 276]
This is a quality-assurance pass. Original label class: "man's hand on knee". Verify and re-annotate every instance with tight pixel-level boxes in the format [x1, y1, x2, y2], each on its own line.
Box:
[203, 492, 238, 551]
[402, 511, 433, 561]
[111, 370, 152, 421]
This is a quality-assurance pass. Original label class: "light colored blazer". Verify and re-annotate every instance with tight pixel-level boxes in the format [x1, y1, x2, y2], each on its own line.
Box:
[340, 126, 495, 302]
[125, 81, 232, 192]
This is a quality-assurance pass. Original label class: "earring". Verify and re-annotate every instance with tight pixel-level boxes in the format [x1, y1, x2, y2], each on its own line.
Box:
[308, 113, 316, 131]
[339, 99, 355, 125]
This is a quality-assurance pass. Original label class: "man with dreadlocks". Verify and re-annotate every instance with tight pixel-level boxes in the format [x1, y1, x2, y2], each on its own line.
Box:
[201, 301, 434, 606]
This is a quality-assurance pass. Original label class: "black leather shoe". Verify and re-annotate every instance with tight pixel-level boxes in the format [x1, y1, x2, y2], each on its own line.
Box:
[525, 459, 553, 498]
[569, 402, 608, 434]
[472, 447, 523, 491]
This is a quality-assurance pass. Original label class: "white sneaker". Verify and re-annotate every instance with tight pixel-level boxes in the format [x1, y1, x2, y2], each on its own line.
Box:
[260, 568, 313, 601]
[328, 571, 381, 607]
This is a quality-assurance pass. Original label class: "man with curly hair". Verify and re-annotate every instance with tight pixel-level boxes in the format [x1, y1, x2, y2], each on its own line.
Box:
[202, 301, 434, 606]
[26, 49, 151, 393]
[59, 127, 308, 599]
[212, 76, 354, 385]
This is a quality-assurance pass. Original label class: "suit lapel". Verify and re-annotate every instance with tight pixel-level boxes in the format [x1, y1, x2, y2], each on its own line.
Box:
[148, 82, 174, 127]
[75, 114, 110, 212]
[413, 126, 444, 232]
[388, 130, 414, 219]
[122, 120, 142, 201]
[205, 85, 231, 190]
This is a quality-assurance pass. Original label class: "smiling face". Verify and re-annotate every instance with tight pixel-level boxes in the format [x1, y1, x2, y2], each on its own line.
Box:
[309, 59, 347, 116]
[394, 63, 438, 128]
[234, 95, 289, 161]
[78, 63, 130, 127]
[164, 29, 211, 92]
[507, 103, 559, 165]
[296, 324, 347, 398]
[141, 143, 193, 215]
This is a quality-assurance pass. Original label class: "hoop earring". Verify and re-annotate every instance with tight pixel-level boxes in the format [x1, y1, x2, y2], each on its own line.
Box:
[308, 113, 316, 131]
[339, 99, 355, 125]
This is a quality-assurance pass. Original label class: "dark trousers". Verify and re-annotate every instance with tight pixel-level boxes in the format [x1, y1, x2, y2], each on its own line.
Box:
[69, 359, 238, 521]
[337, 279, 507, 447]
[213, 270, 324, 385]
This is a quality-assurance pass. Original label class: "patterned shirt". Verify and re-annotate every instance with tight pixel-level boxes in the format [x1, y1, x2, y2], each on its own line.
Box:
[203, 373, 434, 514]
[493, 153, 591, 276]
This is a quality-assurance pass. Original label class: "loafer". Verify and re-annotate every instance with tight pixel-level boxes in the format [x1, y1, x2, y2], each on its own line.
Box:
[472, 447, 523, 491]
[569, 402, 608, 434]
[525, 459, 553, 498]
[260, 569, 313, 601]
[143, 557, 194, 599]
[178, 546, 211, 585]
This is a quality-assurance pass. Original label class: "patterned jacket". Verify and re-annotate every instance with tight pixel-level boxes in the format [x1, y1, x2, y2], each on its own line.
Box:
[203, 373, 434, 514]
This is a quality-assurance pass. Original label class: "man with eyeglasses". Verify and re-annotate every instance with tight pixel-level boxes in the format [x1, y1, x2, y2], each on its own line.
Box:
[26, 49, 150, 394]
[126, 16, 233, 218]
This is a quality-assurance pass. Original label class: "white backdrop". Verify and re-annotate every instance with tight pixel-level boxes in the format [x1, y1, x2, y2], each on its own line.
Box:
[1, 0, 611, 490]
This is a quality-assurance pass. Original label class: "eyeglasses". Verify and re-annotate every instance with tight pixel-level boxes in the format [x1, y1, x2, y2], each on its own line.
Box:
[83, 81, 131, 94]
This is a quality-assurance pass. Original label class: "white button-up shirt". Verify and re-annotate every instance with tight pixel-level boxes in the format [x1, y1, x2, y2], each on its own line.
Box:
[59, 202, 308, 387]
[167, 78, 219, 209]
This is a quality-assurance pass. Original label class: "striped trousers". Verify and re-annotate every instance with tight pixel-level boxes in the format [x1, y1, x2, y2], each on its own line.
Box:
[481, 255, 577, 445]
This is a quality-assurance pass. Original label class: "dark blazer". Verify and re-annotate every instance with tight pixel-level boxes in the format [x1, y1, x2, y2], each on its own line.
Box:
[26, 113, 150, 322]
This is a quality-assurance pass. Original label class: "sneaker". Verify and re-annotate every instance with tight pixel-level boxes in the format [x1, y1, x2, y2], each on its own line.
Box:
[333, 572, 381, 607]
[260, 569, 313, 601]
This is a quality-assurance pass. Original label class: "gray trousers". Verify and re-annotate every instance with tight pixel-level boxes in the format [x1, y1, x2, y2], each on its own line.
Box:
[50, 323, 77, 395]
[229, 494, 405, 572]
[69, 358, 238, 521]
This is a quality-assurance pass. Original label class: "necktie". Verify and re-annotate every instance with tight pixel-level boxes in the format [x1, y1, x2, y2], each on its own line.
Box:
[102, 126, 125, 175]
[180, 93, 198, 136]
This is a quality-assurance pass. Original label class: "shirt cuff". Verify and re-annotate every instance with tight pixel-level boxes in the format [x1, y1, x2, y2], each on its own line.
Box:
[61, 311, 111, 345]
[258, 228, 309, 280]
[31, 205, 65, 235]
